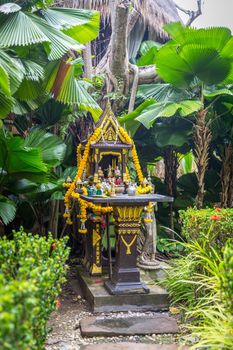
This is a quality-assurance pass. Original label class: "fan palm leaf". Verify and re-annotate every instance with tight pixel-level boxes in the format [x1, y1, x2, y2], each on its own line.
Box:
[0, 11, 49, 46]
[28, 14, 83, 60]
[156, 23, 233, 88]
[24, 129, 66, 168]
[0, 132, 47, 176]
[0, 195, 16, 225]
[0, 90, 14, 118]
[45, 61, 102, 121]
[41, 7, 100, 44]
[0, 49, 24, 93]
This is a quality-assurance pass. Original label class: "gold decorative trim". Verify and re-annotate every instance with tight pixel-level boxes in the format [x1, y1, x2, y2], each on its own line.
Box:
[121, 235, 137, 255]
[90, 263, 102, 274]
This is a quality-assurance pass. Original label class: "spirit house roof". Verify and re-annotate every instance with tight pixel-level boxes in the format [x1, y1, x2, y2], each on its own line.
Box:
[90, 103, 132, 150]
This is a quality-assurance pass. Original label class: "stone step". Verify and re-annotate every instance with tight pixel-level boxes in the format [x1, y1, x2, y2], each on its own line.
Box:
[76, 267, 169, 313]
[80, 314, 179, 337]
[80, 344, 188, 350]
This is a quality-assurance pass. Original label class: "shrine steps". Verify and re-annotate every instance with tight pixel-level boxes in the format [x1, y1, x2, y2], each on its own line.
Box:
[75, 267, 169, 314]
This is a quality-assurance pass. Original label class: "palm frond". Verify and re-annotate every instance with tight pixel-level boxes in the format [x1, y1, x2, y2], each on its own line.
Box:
[0, 195, 16, 225]
[42, 7, 100, 44]
[0, 11, 49, 46]
[30, 14, 83, 60]
[24, 129, 66, 168]
[45, 61, 102, 121]
[0, 90, 14, 118]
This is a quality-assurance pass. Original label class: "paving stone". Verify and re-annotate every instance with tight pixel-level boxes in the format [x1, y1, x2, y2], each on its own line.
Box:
[80, 314, 179, 337]
[80, 343, 188, 350]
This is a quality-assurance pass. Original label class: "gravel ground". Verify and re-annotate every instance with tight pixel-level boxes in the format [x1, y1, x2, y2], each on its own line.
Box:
[46, 266, 187, 350]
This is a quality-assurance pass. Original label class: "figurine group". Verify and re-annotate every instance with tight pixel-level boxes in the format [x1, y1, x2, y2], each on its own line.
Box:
[74, 164, 154, 197]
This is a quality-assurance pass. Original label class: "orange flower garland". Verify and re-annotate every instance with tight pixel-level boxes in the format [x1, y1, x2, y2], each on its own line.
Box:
[119, 126, 144, 183]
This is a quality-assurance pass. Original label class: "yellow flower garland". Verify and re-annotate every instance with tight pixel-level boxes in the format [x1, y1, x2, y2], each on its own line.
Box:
[119, 126, 144, 183]
[64, 124, 148, 229]
[136, 185, 153, 194]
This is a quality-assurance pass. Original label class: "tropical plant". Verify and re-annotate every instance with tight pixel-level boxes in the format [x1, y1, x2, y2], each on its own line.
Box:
[0, 128, 67, 230]
[0, 0, 101, 120]
[0, 229, 70, 350]
[122, 23, 233, 208]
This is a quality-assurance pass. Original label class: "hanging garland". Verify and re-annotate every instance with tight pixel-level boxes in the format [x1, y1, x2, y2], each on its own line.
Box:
[63, 121, 152, 228]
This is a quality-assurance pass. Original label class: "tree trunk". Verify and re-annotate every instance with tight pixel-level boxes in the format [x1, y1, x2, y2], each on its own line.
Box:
[164, 146, 178, 232]
[220, 144, 233, 208]
[194, 109, 211, 209]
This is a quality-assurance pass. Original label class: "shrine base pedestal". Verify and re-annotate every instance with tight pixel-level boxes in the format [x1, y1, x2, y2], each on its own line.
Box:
[76, 266, 169, 314]
[104, 279, 149, 295]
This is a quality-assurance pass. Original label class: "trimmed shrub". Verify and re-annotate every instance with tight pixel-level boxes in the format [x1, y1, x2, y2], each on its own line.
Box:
[0, 229, 70, 350]
[180, 207, 233, 250]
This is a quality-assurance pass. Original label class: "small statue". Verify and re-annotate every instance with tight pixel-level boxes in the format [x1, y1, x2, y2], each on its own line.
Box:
[115, 176, 122, 185]
[96, 181, 103, 196]
[107, 165, 113, 178]
[148, 174, 155, 194]
[98, 166, 104, 179]
[114, 165, 121, 177]
[75, 178, 83, 194]
[110, 180, 116, 196]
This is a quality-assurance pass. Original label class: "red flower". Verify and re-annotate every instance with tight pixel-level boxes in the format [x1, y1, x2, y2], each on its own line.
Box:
[210, 214, 221, 221]
[215, 208, 222, 212]
[52, 242, 57, 250]
[55, 298, 61, 310]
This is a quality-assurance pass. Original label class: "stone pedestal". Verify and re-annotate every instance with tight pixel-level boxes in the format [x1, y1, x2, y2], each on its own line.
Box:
[80, 194, 173, 295]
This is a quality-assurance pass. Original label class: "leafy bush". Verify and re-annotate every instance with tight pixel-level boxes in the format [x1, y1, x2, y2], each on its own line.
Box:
[189, 240, 233, 349]
[180, 207, 233, 250]
[0, 229, 70, 350]
[164, 208, 233, 348]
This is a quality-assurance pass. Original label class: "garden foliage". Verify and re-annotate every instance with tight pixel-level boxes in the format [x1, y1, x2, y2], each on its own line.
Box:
[0, 229, 70, 350]
[180, 207, 233, 250]
[163, 208, 233, 349]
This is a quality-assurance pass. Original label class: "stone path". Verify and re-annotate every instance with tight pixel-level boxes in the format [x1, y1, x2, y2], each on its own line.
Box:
[81, 344, 189, 350]
[46, 264, 188, 350]
[80, 314, 178, 337]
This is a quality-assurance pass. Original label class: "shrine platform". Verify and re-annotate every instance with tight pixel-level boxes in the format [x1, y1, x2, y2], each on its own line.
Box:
[76, 266, 169, 313]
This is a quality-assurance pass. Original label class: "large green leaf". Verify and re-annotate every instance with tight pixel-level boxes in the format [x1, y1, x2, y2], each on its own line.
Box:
[119, 99, 155, 135]
[0, 133, 47, 175]
[0, 11, 49, 46]
[14, 79, 44, 101]
[0, 64, 10, 96]
[0, 50, 24, 94]
[45, 61, 102, 121]
[156, 24, 233, 87]
[42, 7, 100, 44]
[30, 14, 83, 60]
[24, 129, 66, 167]
[136, 100, 201, 129]
[0, 195, 16, 225]
[164, 22, 232, 51]
[137, 41, 160, 66]
[156, 44, 194, 88]
[0, 90, 14, 118]
[137, 83, 192, 102]
[203, 86, 233, 98]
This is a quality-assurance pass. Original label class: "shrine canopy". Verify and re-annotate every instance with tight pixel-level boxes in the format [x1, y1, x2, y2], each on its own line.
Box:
[63, 103, 153, 226]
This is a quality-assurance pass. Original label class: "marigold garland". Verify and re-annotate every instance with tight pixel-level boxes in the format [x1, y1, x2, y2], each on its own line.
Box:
[63, 124, 148, 228]
[136, 185, 153, 194]
[119, 127, 144, 182]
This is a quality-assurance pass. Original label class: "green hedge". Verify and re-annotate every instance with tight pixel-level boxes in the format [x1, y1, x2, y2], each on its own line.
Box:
[0, 229, 70, 350]
[180, 207, 233, 250]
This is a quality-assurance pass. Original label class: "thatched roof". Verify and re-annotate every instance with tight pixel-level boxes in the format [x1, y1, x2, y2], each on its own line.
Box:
[64, 0, 181, 37]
